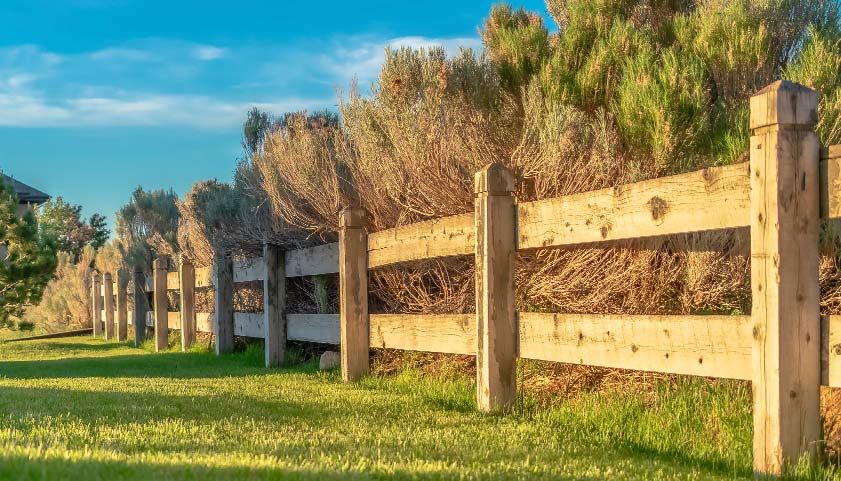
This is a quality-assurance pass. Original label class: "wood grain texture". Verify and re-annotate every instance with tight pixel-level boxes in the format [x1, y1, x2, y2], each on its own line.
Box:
[153, 259, 168, 352]
[264, 244, 286, 367]
[195, 266, 213, 287]
[518, 313, 753, 379]
[234, 258, 265, 282]
[286, 243, 339, 277]
[179, 257, 196, 351]
[517, 162, 750, 250]
[91, 274, 102, 337]
[368, 213, 473, 268]
[287, 314, 340, 344]
[166, 271, 180, 290]
[750, 80, 821, 474]
[339, 207, 369, 381]
[475, 164, 517, 412]
[103, 273, 115, 340]
[132, 268, 146, 347]
[214, 254, 235, 355]
[821, 145, 841, 220]
[369, 314, 474, 354]
[116, 276, 128, 342]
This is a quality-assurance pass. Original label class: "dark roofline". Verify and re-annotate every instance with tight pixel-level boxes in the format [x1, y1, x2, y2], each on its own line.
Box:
[1, 174, 50, 205]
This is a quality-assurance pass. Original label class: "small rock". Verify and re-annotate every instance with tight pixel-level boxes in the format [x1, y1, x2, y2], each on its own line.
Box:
[319, 351, 340, 370]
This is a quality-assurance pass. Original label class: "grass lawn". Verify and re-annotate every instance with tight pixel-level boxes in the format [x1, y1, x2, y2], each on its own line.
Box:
[0, 336, 827, 480]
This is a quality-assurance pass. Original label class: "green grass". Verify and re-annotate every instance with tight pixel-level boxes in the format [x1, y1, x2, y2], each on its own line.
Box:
[0, 337, 828, 480]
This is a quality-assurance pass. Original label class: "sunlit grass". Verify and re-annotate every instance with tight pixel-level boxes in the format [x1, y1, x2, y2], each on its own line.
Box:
[0, 337, 830, 480]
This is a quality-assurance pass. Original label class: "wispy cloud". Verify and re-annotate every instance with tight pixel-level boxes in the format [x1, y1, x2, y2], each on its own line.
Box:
[0, 34, 481, 129]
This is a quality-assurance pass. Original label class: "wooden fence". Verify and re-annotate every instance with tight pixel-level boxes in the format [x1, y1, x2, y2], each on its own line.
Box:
[90, 81, 841, 475]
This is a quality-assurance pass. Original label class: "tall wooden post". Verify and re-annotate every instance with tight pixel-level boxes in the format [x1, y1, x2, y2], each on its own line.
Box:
[750, 80, 821, 474]
[133, 266, 147, 347]
[179, 254, 196, 351]
[153, 257, 168, 352]
[91, 272, 103, 337]
[264, 243, 286, 367]
[474, 163, 517, 413]
[116, 271, 128, 342]
[339, 206, 369, 382]
[103, 272, 115, 341]
[214, 250, 235, 355]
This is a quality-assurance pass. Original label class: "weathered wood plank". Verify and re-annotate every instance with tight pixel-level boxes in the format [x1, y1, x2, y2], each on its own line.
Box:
[749, 80, 821, 474]
[264, 244, 286, 367]
[339, 207, 369, 381]
[287, 314, 340, 344]
[517, 162, 751, 250]
[234, 257, 265, 283]
[166, 271, 180, 290]
[195, 266, 213, 287]
[132, 267, 147, 346]
[153, 258, 168, 352]
[518, 313, 753, 379]
[821, 145, 841, 219]
[103, 273, 115, 340]
[91, 274, 102, 337]
[475, 164, 517, 412]
[368, 214, 473, 268]
[116, 275, 128, 342]
[286, 243, 339, 277]
[369, 314, 474, 354]
[179, 256, 196, 350]
[215, 253, 235, 355]
[234, 312, 264, 338]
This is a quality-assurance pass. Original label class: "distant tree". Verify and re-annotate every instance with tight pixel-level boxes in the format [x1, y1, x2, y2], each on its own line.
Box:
[38, 197, 110, 262]
[116, 187, 179, 269]
[0, 179, 57, 328]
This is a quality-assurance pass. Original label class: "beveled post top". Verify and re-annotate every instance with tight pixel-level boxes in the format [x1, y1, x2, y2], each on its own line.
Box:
[92, 271, 101, 281]
[749, 80, 819, 130]
[339, 206, 367, 229]
[103, 272, 112, 281]
[178, 252, 193, 266]
[153, 257, 168, 270]
[474, 163, 515, 194]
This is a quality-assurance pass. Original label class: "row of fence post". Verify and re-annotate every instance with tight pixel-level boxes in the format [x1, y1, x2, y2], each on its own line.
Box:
[88, 80, 821, 475]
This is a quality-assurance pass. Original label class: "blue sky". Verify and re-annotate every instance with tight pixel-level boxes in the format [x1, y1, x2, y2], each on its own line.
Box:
[0, 0, 549, 235]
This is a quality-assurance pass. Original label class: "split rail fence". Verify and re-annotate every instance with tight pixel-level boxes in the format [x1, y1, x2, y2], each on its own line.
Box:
[91, 81, 841, 475]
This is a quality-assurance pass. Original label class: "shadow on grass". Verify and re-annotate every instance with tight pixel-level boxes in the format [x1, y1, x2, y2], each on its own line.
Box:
[0, 453, 537, 481]
[0, 351, 270, 380]
[0, 343, 759, 480]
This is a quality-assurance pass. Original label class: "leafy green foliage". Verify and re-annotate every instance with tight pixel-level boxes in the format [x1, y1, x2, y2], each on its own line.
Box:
[37, 197, 109, 263]
[0, 179, 57, 328]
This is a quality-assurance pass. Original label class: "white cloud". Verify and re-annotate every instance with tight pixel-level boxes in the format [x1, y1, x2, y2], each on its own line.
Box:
[0, 34, 481, 129]
[0, 92, 333, 129]
[323, 35, 483, 87]
[193, 45, 227, 61]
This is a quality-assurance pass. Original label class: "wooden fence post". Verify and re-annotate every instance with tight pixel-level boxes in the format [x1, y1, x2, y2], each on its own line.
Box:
[750, 80, 821, 474]
[179, 254, 196, 351]
[133, 266, 147, 347]
[474, 163, 517, 413]
[264, 243, 286, 367]
[116, 271, 128, 342]
[153, 257, 168, 352]
[103, 272, 115, 341]
[214, 250, 234, 355]
[339, 206, 369, 381]
[91, 272, 102, 337]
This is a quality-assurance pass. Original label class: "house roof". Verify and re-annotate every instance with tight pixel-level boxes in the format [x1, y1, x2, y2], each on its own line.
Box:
[1, 174, 50, 204]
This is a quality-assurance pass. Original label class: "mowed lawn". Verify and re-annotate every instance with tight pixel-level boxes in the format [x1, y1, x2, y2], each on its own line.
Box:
[0, 336, 776, 480]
